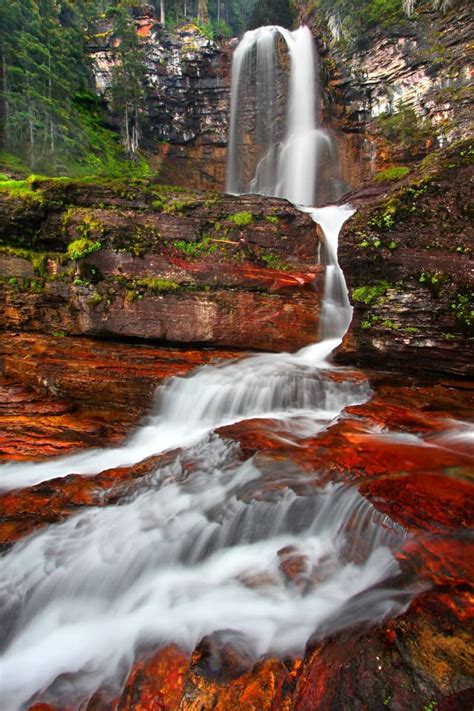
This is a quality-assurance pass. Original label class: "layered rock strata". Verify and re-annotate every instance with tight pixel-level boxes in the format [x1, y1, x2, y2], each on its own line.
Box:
[0, 179, 322, 352]
[90, 15, 232, 190]
[336, 139, 473, 376]
[298, 1, 474, 185]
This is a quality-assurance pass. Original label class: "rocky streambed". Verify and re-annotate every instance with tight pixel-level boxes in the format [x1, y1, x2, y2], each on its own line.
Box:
[0, 140, 472, 710]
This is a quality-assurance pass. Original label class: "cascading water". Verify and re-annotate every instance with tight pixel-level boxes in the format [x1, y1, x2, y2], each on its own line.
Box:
[226, 25, 341, 206]
[0, 25, 425, 711]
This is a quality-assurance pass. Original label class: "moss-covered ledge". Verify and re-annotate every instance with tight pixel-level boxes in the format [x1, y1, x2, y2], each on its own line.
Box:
[0, 179, 324, 352]
[336, 139, 473, 377]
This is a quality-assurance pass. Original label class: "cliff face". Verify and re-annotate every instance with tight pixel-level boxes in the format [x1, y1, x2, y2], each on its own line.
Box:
[0, 179, 322, 352]
[90, 14, 231, 190]
[336, 139, 473, 377]
[297, 1, 473, 186]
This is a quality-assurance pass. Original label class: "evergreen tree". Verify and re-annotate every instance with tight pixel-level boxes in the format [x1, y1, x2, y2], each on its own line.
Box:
[0, 0, 102, 170]
[109, 2, 148, 156]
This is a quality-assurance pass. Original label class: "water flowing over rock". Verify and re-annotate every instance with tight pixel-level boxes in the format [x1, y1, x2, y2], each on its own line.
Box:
[0, 184, 322, 352]
[227, 25, 344, 206]
[296, 1, 474, 184]
[0, 12, 472, 711]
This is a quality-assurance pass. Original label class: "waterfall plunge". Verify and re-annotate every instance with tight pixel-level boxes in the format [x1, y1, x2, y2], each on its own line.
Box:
[227, 25, 340, 207]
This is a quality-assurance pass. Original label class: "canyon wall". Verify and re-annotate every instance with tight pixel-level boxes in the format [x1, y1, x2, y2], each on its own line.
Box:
[298, 0, 473, 185]
[90, 12, 232, 190]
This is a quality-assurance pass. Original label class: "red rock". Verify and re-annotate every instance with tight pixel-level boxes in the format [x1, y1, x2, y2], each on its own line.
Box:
[117, 645, 188, 711]
[0, 451, 177, 548]
[0, 333, 239, 421]
[0, 376, 124, 462]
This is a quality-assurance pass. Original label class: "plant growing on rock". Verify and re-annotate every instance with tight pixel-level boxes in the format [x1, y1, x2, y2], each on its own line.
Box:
[67, 239, 102, 261]
[227, 211, 253, 227]
[377, 103, 433, 152]
[374, 166, 410, 182]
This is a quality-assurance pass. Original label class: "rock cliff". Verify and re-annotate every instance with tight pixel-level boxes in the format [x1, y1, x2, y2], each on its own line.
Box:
[0, 178, 322, 352]
[336, 138, 473, 377]
[295, 2, 473, 186]
[90, 12, 231, 190]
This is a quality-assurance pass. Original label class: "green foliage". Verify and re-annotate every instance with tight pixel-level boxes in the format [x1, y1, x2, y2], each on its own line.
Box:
[361, 314, 379, 329]
[212, 19, 233, 38]
[368, 205, 397, 231]
[109, 3, 148, 157]
[450, 292, 474, 331]
[0, 178, 39, 199]
[0, 152, 29, 175]
[67, 239, 102, 260]
[377, 103, 433, 149]
[0, 1, 152, 176]
[259, 252, 288, 270]
[374, 166, 410, 182]
[265, 214, 280, 225]
[150, 192, 196, 213]
[315, 0, 406, 49]
[352, 280, 390, 305]
[227, 211, 253, 226]
[173, 235, 218, 256]
[418, 270, 450, 297]
[69, 94, 151, 178]
[191, 19, 215, 40]
[135, 277, 180, 292]
[381, 318, 400, 330]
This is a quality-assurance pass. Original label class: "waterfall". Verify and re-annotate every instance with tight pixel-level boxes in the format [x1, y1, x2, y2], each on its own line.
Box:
[0, 26, 427, 711]
[226, 25, 341, 207]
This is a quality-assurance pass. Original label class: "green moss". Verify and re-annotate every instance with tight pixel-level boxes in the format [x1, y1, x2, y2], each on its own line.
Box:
[173, 234, 218, 257]
[0, 151, 29, 175]
[377, 103, 433, 150]
[0, 177, 44, 203]
[418, 271, 450, 297]
[265, 215, 280, 225]
[352, 281, 391, 306]
[67, 239, 102, 260]
[374, 166, 410, 182]
[135, 277, 179, 292]
[404, 326, 420, 334]
[227, 211, 253, 227]
[368, 202, 399, 231]
[450, 292, 474, 332]
[361, 314, 379, 330]
[381, 319, 401, 330]
[87, 292, 104, 308]
[77, 214, 105, 240]
[259, 252, 288, 271]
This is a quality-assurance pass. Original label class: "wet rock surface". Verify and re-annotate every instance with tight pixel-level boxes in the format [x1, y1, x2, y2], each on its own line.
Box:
[0, 333, 239, 419]
[0, 346, 471, 709]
